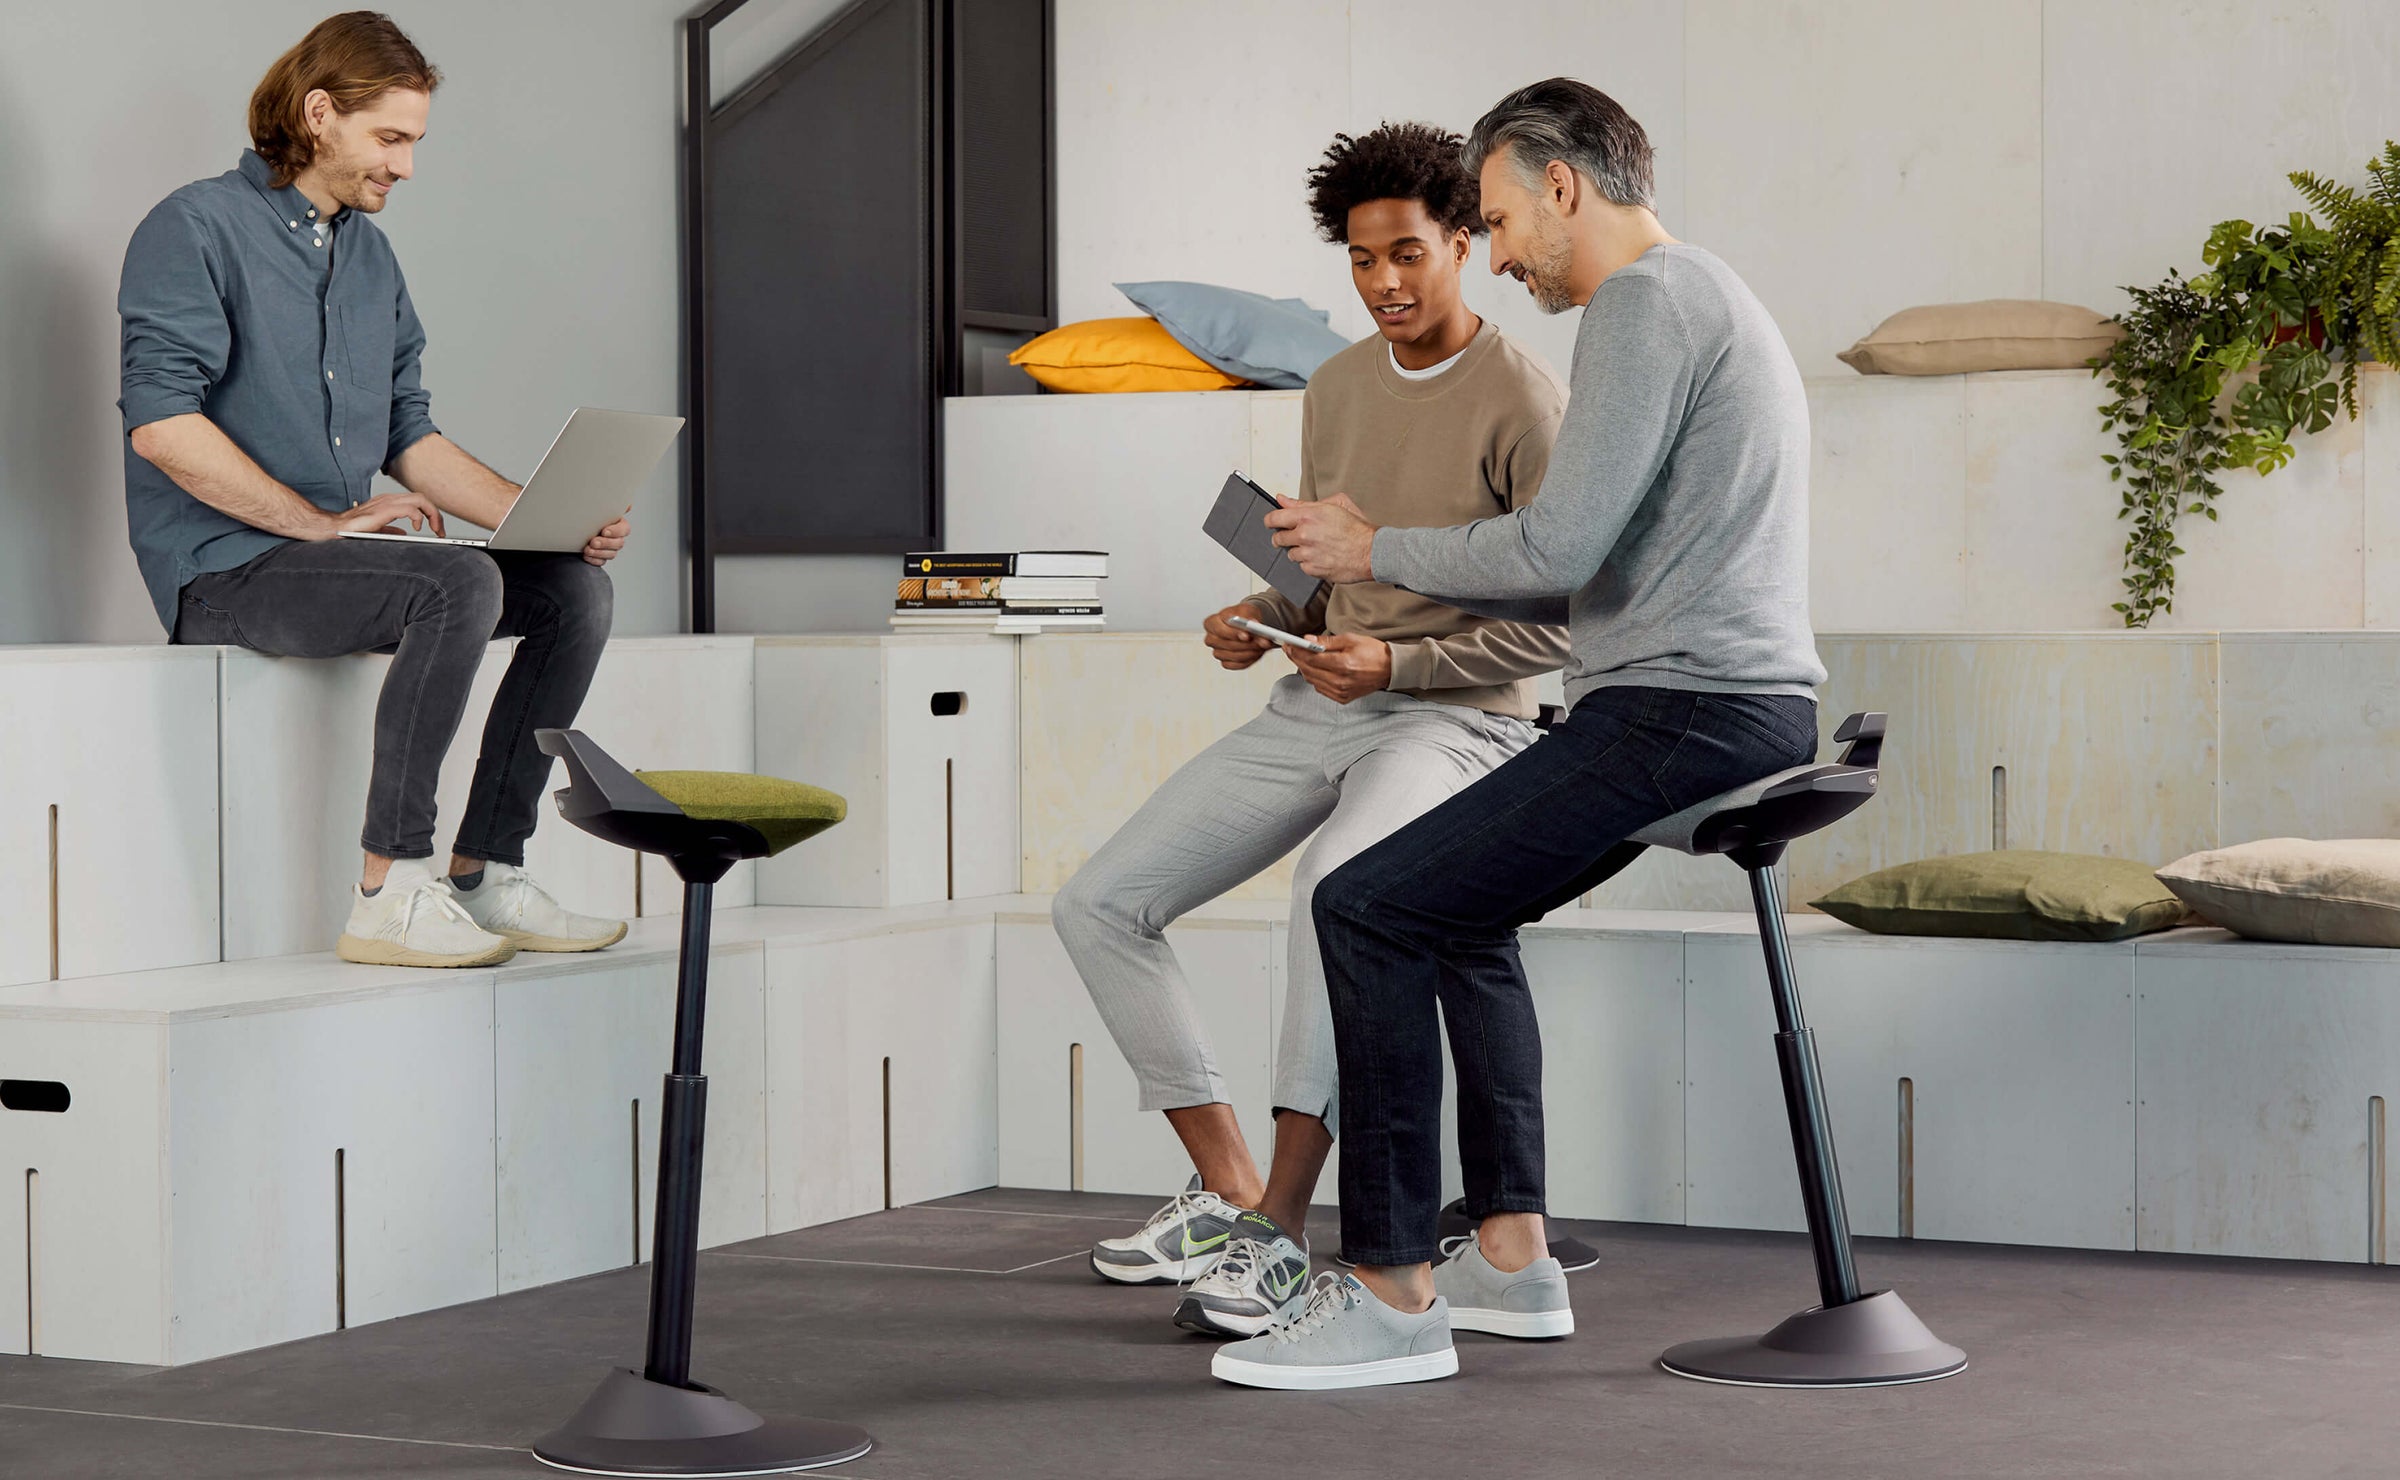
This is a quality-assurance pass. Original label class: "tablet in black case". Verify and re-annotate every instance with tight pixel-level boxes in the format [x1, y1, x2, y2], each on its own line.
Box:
[1203, 471, 1326, 609]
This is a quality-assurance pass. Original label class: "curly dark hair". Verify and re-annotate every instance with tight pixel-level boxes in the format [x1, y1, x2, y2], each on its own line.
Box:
[1305, 121, 1485, 244]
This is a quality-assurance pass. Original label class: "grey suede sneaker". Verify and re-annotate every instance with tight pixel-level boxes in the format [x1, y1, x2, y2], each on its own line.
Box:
[1211, 1274, 1457, 1390]
[1432, 1234, 1574, 1338]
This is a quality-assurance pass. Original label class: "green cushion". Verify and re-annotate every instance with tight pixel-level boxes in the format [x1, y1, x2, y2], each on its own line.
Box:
[635, 770, 847, 857]
[1810, 850, 2191, 942]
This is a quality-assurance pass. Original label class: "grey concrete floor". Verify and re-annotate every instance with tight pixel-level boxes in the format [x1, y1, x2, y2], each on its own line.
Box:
[5, 1188, 2399, 1478]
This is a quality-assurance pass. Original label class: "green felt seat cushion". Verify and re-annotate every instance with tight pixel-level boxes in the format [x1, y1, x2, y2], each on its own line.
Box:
[1811, 850, 2191, 942]
[635, 770, 847, 857]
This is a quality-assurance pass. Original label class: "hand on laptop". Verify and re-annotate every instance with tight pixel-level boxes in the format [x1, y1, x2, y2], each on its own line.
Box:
[322, 491, 445, 540]
[1266, 493, 1376, 584]
[1289, 633, 1392, 703]
[583, 515, 630, 567]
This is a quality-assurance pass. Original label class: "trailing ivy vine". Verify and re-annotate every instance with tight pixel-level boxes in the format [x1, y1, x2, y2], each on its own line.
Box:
[2093, 143, 2400, 627]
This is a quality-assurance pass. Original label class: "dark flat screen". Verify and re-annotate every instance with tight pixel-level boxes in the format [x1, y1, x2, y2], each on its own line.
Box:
[707, 0, 933, 552]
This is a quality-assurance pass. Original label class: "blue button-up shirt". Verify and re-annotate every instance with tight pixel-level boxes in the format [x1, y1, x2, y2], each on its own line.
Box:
[117, 150, 440, 631]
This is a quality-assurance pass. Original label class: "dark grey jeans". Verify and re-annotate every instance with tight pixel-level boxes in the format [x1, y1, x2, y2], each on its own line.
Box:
[173, 538, 613, 865]
[1314, 685, 1818, 1266]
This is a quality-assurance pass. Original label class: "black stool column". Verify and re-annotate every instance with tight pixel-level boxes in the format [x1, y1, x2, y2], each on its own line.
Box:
[1657, 842, 1966, 1388]
[644, 880, 715, 1390]
[1742, 849, 1861, 1311]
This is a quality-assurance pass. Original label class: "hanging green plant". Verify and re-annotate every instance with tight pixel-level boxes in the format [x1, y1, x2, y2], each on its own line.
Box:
[2289, 141, 2400, 394]
[2092, 142, 2400, 628]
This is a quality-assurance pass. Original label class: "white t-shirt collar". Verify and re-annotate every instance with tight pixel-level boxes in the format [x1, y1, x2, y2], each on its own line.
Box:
[1389, 340, 1469, 382]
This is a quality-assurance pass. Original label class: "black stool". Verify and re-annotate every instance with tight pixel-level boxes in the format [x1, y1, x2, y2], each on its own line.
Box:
[528, 729, 875, 1475]
[1590, 711, 1965, 1387]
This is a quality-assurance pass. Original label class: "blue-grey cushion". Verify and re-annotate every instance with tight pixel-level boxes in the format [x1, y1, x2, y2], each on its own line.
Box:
[1114, 281, 1353, 389]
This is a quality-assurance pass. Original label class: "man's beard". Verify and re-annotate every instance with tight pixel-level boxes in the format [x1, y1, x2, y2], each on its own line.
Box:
[1520, 217, 1579, 315]
[316, 138, 383, 212]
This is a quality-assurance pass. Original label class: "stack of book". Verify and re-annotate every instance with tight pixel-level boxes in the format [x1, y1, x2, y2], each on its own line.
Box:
[891, 550, 1108, 633]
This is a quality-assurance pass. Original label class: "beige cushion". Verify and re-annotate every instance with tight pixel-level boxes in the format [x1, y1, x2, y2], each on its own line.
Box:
[2156, 839, 2400, 948]
[1811, 851, 2189, 942]
[1837, 300, 2125, 375]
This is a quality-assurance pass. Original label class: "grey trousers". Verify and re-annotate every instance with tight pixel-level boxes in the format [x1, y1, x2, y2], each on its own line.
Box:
[1052, 675, 1535, 1136]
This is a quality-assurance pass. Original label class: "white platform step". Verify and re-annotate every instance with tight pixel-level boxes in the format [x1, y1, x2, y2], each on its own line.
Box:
[0, 901, 1010, 1366]
[9, 888, 2398, 1366]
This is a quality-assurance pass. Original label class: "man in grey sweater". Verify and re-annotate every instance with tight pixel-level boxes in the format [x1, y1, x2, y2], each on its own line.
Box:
[1219, 78, 1827, 1391]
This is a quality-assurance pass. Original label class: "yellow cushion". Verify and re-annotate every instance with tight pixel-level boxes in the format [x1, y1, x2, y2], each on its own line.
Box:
[635, 770, 846, 857]
[1008, 317, 1249, 393]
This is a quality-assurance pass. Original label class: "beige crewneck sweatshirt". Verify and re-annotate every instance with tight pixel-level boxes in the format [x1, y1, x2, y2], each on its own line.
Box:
[1244, 319, 1569, 719]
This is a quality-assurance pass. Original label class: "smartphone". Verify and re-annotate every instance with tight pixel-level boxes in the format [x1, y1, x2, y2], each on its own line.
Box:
[1227, 614, 1328, 653]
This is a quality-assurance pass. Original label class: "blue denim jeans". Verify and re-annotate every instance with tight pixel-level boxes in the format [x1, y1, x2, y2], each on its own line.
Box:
[1313, 685, 1817, 1266]
[173, 539, 613, 865]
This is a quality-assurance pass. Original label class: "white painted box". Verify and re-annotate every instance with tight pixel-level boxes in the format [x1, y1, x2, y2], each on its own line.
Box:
[754, 636, 1019, 908]
[492, 936, 768, 1294]
[762, 917, 1000, 1231]
[2134, 929, 2400, 1263]
[996, 909, 1273, 1199]
[1684, 917, 2137, 1252]
[0, 956, 499, 1365]
[0, 646, 221, 988]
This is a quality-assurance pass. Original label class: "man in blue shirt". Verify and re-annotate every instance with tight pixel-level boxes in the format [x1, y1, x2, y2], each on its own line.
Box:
[119, 12, 628, 968]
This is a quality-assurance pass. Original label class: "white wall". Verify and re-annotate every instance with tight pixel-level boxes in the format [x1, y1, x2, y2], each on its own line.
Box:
[0, 0, 697, 644]
[1053, 0, 2400, 383]
[15, 2, 2400, 644]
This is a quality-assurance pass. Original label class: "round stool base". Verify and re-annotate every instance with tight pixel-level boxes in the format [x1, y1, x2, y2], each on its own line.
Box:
[1659, 1290, 1967, 1389]
[532, 1368, 873, 1477]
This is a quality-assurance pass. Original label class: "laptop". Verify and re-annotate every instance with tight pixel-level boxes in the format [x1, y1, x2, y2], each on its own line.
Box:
[339, 407, 685, 550]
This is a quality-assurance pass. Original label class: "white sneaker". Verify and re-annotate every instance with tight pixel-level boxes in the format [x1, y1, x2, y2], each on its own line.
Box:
[444, 862, 628, 953]
[1089, 1175, 1245, 1285]
[337, 858, 518, 968]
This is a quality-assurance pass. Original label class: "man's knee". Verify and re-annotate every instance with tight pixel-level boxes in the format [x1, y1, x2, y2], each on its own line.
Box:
[1052, 861, 1122, 942]
[1310, 855, 1378, 937]
[554, 557, 614, 640]
[415, 549, 505, 634]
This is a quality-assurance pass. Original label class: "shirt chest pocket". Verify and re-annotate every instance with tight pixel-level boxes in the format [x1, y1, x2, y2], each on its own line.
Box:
[338, 303, 396, 395]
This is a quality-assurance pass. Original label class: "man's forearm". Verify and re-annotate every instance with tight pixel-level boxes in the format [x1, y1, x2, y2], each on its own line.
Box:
[391, 434, 518, 530]
[129, 413, 334, 540]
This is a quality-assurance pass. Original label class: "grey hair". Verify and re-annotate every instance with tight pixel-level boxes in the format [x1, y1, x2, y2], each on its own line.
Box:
[1462, 78, 1655, 211]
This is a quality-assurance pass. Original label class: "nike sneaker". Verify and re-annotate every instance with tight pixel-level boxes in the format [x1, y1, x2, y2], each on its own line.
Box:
[1089, 1175, 1243, 1285]
[1174, 1210, 1310, 1336]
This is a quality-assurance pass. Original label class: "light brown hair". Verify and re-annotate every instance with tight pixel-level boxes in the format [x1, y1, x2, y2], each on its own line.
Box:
[248, 11, 440, 187]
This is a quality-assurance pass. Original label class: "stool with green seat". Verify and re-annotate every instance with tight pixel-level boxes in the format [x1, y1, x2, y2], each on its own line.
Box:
[528, 729, 872, 1477]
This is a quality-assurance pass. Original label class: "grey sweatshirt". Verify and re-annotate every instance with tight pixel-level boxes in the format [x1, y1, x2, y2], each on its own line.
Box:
[1370, 243, 1827, 711]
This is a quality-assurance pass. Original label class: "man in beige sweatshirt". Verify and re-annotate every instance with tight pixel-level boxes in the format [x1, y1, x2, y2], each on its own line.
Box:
[1051, 121, 1569, 1338]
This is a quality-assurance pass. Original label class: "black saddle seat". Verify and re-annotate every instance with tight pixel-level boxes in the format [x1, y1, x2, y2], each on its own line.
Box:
[1633, 712, 1884, 859]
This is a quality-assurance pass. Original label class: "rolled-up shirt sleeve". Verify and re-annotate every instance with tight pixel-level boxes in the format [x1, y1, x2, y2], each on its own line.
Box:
[385, 273, 439, 463]
[118, 202, 230, 433]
